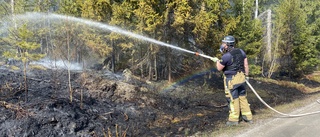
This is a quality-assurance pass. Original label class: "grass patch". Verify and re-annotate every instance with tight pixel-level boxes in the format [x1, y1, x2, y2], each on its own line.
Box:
[255, 77, 320, 93]
[29, 64, 47, 70]
[10, 65, 20, 70]
[306, 71, 320, 83]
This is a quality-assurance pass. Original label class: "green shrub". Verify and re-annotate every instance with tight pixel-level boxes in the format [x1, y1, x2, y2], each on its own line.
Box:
[249, 64, 261, 76]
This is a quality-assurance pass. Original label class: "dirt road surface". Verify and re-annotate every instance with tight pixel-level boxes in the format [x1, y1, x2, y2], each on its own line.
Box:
[237, 100, 320, 137]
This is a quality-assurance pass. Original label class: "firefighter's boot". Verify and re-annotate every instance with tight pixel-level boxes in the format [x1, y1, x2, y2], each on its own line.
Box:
[226, 121, 239, 126]
[242, 115, 253, 124]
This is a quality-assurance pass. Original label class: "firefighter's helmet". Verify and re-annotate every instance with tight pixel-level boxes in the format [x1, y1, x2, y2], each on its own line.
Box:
[222, 35, 235, 47]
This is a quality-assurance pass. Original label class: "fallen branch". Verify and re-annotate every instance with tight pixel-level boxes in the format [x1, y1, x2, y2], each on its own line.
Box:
[28, 78, 51, 83]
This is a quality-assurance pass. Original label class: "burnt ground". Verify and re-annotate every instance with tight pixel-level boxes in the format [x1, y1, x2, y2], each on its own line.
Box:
[0, 66, 319, 137]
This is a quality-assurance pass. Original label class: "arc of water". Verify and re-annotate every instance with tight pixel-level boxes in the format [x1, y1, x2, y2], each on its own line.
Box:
[28, 13, 215, 60]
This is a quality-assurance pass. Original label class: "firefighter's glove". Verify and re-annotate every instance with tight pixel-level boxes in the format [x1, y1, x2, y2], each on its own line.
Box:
[245, 76, 249, 82]
[210, 57, 219, 62]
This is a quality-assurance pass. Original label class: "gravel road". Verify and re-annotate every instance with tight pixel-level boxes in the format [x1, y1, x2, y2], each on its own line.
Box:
[237, 100, 320, 137]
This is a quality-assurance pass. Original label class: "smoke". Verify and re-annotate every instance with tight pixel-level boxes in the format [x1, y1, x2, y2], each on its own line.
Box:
[30, 58, 83, 71]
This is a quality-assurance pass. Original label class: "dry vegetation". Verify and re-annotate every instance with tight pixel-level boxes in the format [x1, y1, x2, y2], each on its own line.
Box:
[0, 65, 319, 136]
[255, 77, 320, 93]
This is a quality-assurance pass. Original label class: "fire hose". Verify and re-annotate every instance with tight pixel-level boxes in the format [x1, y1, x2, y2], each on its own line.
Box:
[194, 52, 320, 117]
[195, 52, 320, 117]
[245, 80, 320, 117]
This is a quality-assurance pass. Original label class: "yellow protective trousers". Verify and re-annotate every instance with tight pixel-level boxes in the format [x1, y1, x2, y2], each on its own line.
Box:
[224, 72, 252, 122]
[228, 96, 253, 121]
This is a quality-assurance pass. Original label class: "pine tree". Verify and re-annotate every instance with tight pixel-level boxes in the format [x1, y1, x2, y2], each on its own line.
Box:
[191, 1, 217, 48]
[171, 0, 192, 36]
[274, 0, 319, 77]
[2, 24, 45, 101]
[302, 0, 320, 57]
[293, 0, 320, 74]
[107, 1, 137, 72]
[232, 0, 264, 76]
[80, 0, 113, 58]
[133, 0, 163, 80]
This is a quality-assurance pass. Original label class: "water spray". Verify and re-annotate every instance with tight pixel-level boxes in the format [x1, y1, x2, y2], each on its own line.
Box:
[13, 12, 215, 61]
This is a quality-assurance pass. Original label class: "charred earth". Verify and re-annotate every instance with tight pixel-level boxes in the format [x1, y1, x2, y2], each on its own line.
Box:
[0, 65, 319, 137]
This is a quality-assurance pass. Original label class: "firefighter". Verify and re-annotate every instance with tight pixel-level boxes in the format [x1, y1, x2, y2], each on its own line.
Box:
[211, 35, 253, 126]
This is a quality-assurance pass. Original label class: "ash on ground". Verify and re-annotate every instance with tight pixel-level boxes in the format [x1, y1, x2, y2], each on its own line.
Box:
[0, 65, 317, 137]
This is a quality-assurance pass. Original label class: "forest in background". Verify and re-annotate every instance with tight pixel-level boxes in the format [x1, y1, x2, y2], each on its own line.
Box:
[0, 0, 319, 82]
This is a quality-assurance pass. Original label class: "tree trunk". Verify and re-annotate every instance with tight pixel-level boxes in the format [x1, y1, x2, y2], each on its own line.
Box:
[111, 40, 115, 72]
[24, 61, 28, 102]
[148, 45, 153, 80]
[153, 55, 157, 80]
[11, 0, 16, 28]
[66, 18, 73, 103]
[168, 48, 172, 82]
[140, 45, 144, 78]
